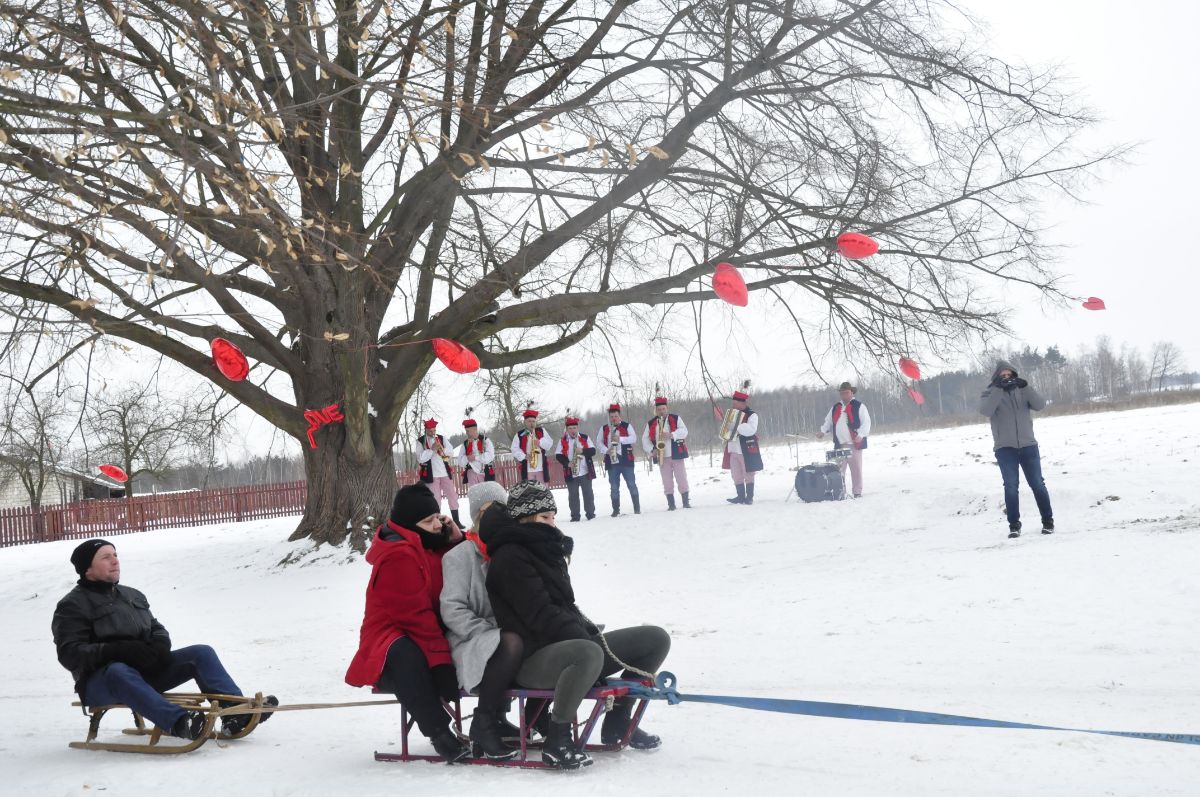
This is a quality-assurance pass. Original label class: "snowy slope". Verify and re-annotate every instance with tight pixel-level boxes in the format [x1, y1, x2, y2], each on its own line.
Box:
[2, 404, 1198, 796]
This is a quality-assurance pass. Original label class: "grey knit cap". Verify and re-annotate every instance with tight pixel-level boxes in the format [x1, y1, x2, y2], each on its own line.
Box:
[506, 480, 557, 520]
[467, 480, 508, 510]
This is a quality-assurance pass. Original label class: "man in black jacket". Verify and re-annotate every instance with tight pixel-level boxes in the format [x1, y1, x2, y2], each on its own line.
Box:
[51, 539, 276, 739]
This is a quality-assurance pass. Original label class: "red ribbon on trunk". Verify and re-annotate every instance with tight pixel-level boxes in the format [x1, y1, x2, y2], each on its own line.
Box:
[304, 404, 345, 449]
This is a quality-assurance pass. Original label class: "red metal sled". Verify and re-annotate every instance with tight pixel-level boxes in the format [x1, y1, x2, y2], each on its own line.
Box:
[372, 683, 651, 768]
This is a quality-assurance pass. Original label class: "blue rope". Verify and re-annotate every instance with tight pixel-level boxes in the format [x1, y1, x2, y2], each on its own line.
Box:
[608, 673, 1200, 747]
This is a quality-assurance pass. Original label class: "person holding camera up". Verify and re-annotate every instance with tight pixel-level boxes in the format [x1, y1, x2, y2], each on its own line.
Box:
[345, 482, 470, 762]
[979, 359, 1055, 539]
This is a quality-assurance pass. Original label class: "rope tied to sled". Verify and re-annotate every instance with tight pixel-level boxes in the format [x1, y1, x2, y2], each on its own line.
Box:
[608, 672, 1200, 747]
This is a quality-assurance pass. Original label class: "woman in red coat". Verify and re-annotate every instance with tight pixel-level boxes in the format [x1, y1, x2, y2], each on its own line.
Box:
[345, 482, 469, 761]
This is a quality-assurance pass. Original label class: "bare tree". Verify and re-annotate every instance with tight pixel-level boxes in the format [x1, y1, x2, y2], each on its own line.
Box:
[1149, 341, 1185, 392]
[0, 380, 72, 509]
[83, 383, 225, 496]
[0, 1, 1113, 548]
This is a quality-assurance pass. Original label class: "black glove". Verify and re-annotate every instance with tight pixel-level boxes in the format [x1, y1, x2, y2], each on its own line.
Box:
[431, 664, 460, 703]
[1013, 378, 1028, 389]
[107, 641, 165, 674]
[555, 453, 569, 466]
[998, 377, 1017, 392]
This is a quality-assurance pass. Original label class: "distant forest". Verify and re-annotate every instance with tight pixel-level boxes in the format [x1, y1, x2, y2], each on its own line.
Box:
[138, 337, 1195, 493]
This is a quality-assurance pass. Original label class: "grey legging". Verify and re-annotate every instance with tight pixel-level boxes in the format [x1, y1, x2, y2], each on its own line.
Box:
[516, 626, 671, 722]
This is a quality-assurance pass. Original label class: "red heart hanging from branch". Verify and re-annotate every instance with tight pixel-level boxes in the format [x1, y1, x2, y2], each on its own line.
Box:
[712, 262, 748, 307]
[899, 357, 921, 380]
[836, 232, 879, 260]
[1081, 297, 1106, 311]
[98, 464, 129, 483]
[210, 338, 249, 381]
[432, 338, 481, 374]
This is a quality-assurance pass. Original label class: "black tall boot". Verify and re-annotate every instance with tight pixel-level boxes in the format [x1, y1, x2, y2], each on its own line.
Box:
[727, 483, 746, 504]
[542, 720, 592, 769]
[632, 493, 641, 514]
[469, 710, 518, 761]
[681, 491, 691, 509]
[450, 509, 462, 528]
[745, 483, 755, 505]
[601, 699, 662, 750]
[666, 494, 676, 511]
[611, 499, 620, 517]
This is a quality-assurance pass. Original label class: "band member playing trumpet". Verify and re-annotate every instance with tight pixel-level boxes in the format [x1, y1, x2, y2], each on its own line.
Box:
[510, 407, 553, 482]
[416, 418, 463, 526]
[721, 383, 763, 505]
[598, 403, 640, 517]
[455, 412, 496, 486]
[554, 415, 597, 522]
[642, 395, 691, 510]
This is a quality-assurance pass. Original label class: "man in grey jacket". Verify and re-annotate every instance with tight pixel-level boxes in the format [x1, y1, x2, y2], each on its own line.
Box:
[979, 360, 1055, 538]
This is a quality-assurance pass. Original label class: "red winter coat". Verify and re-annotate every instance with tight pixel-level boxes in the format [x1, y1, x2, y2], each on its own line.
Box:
[345, 521, 453, 688]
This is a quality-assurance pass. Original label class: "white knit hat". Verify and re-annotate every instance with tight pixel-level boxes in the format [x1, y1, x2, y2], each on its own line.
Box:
[467, 480, 509, 510]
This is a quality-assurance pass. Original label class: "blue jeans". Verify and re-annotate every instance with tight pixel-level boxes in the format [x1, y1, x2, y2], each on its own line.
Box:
[607, 466, 639, 507]
[995, 445, 1053, 527]
[83, 644, 242, 731]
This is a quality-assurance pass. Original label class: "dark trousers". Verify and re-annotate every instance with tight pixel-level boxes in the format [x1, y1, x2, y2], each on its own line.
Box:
[995, 444, 1053, 526]
[83, 644, 242, 731]
[607, 466, 639, 508]
[566, 478, 596, 520]
[377, 637, 451, 738]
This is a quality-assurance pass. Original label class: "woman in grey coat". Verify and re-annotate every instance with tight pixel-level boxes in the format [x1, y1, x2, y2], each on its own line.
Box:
[440, 481, 525, 760]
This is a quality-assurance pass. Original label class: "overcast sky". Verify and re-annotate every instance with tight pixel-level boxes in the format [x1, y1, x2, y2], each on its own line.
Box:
[228, 0, 1200, 456]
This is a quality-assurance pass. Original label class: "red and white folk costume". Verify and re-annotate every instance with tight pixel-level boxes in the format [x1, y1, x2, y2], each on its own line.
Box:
[414, 418, 461, 520]
[510, 408, 553, 483]
[641, 397, 691, 509]
[455, 417, 496, 486]
[721, 388, 764, 505]
[555, 417, 597, 521]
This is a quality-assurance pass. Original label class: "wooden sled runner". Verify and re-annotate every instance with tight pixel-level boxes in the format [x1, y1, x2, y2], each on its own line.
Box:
[69, 692, 270, 754]
[373, 682, 652, 769]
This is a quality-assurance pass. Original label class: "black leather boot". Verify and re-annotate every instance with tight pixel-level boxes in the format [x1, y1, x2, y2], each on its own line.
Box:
[666, 494, 676, 510]
[430, 730, 471, 763]
[450, 509, 462, 528]
[632, 493, 641, 514]
[727, 483, 746, 504]
[542, 720, 592, 769]
[745, 483, 755, 505]
[681, 491, 691, 508]
[469, 710, 518, 760]
[601, 699, 662, 750]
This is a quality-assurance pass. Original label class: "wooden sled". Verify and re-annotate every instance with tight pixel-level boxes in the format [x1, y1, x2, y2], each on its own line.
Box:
[373, 682, 652, 769]
[69, 692, 269, 754]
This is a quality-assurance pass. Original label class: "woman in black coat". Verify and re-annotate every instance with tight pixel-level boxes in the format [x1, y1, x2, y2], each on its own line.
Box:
[484, 480, 670, 769]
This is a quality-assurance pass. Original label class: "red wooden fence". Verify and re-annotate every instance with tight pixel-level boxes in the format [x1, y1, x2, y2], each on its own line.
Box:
[0, 459, 568, 549]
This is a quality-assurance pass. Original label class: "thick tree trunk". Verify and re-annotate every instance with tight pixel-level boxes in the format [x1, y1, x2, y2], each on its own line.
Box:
[289, 443, 397, 552]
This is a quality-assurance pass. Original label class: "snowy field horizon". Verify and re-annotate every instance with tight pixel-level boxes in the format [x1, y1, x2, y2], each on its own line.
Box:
[3, 403, 1197, 795]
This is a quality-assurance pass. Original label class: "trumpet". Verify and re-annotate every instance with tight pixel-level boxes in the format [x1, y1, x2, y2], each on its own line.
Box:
[717, 407, 743, 442]
[434, 437, 450, 465]
[527, 431, 541, 472]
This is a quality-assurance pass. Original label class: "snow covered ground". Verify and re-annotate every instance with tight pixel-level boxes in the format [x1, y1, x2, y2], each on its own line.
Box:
[3, 403, 1198, 796]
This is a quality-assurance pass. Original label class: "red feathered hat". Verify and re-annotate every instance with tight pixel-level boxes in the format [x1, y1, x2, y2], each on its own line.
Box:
[565, 416, 580, 426]
[522, 408, 539, 419]
[654, 396, 668, 406]
[423, 418, 438, 430]
[462, 418, 477, 428]
[607, 403, 622, 413]
[731, 390, 749, 401]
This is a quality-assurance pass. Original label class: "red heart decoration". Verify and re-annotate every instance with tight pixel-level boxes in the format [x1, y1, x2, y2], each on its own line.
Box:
[210, 338, 250, 381]
[712, 262, 749, 307]
[907, 388, 925, 406]
[432, 338, 481, 374]
[1082, 297, 1106, 311]
[836, 232, 879, 260]
[99, 464, 129, 483]
[899, 357, 921, 381]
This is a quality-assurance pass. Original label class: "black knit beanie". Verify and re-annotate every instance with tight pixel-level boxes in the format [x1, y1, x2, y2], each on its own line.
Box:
[389, 482, 442, 530]
[71, 538, 114, 576]
[507, 480, 557, 520]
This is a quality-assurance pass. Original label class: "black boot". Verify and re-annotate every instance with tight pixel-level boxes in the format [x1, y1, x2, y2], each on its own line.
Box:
[727, 483, 746, 504]
[171, 710, 207, 740]
[611, 501, 620, 518]
[430, 730, 471, 763]
[469, 711, 518, 761]
[1041, 518, 1055, 535]
[601, 700, 662, 750]
[221, 695, 279, 737]
[745, 483, 755, 505]
[666, 494, 676, 511]
[1008, 522, 1022, 539]
[450, 509, 462, 528]
[542, 719, 592, 769]
[632, 494, 641, 514]
[681, 491, 691, 509]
